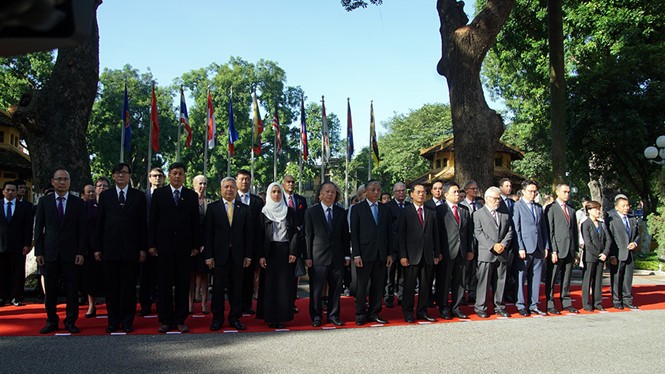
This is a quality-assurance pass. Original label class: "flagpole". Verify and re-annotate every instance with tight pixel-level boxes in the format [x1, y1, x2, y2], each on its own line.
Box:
[227, 86, 233, 178]
[368, 100, 373, 180]
[320, 95, 325, 184]
[120, 80, 127, 163]
[345, 97, 350, 209]
[177, 86, 183, 162]
[203, 87, 209, 177]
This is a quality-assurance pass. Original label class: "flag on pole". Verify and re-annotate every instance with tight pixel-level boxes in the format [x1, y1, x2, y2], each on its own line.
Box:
[370, 101, 380, 166]
[346, 98, 354, 162]
[122, 83, 131, 152]
[321, 96, 330, 163]
[272, 105, 282, 155]
[228, 96, 239, 156]
[206, 89, 216, 149]
[150, 85, 160, 152]
[300, 97, 309, 161]
[252, 92, 264, 155]
[180, 88, 192, 148]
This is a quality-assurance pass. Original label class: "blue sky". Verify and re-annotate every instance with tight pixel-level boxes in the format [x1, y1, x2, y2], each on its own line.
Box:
[98, 0, 480, 149]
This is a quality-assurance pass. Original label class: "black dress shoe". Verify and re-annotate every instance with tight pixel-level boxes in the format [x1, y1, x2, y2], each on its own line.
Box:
[452, 311, 468, 319]
[476, 311, 489, 318]
[293, 306, 299, 313]
[440, 310, 452, 320]
[65, 324, 80, 333]
[583, 307, 594, 312]
[596, 307, 606, 311]
[10, 298, 23, 306]
[369, 316, 388, 324]
[123, 326, 134, 333]
[328, 318, 344, 326]
[530, 308, 547, 316]
[177, 324, 189, 333]
[384, 299, 394, 308]
[40, 324, 58, 334]
[417, 314, 436, 322]
[210, 321, 223, 331]
[355, 318, 366, 326]
[518, 309, 530, 316]
[158, 324, 171, 333]
[312, 320, 321, 327]
[564, 306, 579, 314]
[625, 304, 639, 310]
[269, 323, 285, 329]
[613, 304, 624, 310]
[243, 308, 256, 315]
[496, 309, 511, 318]
[404, 315, 415, 323]
[547, 307, 561, 315]
[105, 326, 118, 333]
[230, 321, 246, 330]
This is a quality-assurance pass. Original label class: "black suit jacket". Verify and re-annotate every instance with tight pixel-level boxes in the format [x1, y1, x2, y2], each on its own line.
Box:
[305, 204, 350, 267]
[204, 199, 252, 267]
[350, 200, 394, 262]
[0, 200, 33, 253]
[34, 193, 87, 263]
[259, 209, 299, 258]
[605, 211, 639, 261]
[236, 192, 264, 260]
[398, 204, 440, 265]
[96, 188, 147, 261]
[148, 185, 200, 257]
[580, 219, 611, 263]
[285, 192, 307, 256]
[436, 203, 473, 261]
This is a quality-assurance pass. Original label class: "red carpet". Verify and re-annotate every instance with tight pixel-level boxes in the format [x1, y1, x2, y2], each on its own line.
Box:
[2, 284, 665, 336]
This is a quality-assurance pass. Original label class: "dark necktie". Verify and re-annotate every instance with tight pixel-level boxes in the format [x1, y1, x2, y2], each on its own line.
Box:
[119, 190, 125, 207]
[491, 209, 499, 227]
[399, 202, 404, 209]
[6, 201, 12, 222]
[288, 195, 295, 209]
[453, 204, 460, 224]
[417, 207, 424, 227]
[371, 203, 378, 224]
[326, 207, 333, 233]
[57, 196, 65, 220]
[623, 216, 631, 237]
[174, 189, 180, 207]
[470, 201, 476, 212]
[530, 202, 536, 220]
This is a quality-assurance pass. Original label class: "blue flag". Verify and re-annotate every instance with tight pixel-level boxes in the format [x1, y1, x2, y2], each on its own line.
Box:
[228, 97, 239, 156]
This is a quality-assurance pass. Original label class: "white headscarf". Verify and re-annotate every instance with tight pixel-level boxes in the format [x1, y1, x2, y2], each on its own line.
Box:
[262, 182, 288, 222]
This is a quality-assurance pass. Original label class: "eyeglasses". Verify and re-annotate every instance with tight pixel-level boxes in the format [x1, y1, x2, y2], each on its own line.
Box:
[114, 170, 130, 175]
[53, 177, 70, 182]
[150, 174, 164, 178]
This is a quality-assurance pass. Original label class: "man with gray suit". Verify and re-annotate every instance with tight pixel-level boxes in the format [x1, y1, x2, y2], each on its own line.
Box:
[435, 182, 473, 319]
[606, 196, 640, 309]
[473, 186, 513, 318]
[512, 180, 549, 316]
[545, 184, 579, 314]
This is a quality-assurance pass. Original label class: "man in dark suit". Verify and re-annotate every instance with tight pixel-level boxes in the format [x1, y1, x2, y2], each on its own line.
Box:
[473, 186, 513, 318]
[384, 181, 410, 308]
[305, 181, 351, 327]
[545, 183, 579, 314]
[0, 181, 33, 306]
[236, 169, 264, 315]
[424, 180, 444, 307]
[138, 168, 163, 316]
[497, 177, 517, 304]
[398, 183, 440, 323]
[205, 177, 253, 331]
[435, 182, 473, 320]
[94, 163, 147, 333]
[606, 195, 640, 309]
[148, 162, 200, 333]
[460, 180, 483, 304]
[282, 174, 307, 312]
[351, 180, 393, 325]
[34, 168, 87, 334]
[512, 180, 550, 316]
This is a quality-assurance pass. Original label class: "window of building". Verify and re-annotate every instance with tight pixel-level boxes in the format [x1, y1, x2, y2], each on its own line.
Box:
[442, 158, 448, 167]
[0, 131, 4, 143]
[495, 158, 502, 167]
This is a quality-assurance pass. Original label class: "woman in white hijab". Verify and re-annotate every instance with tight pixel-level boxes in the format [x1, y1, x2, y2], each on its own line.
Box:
[256, 182, 299, 328]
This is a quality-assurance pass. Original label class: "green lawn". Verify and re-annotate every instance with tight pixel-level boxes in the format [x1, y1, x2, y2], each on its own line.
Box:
[635, 251, 663, 271]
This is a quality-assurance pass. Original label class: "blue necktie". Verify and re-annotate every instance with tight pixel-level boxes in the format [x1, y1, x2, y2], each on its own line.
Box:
[371, 203, 378, 224]
[530, 202, 536, 220]
[623, 216, 631, 237]
[174, 189, 180, 207]
[6, 201, 12, 222]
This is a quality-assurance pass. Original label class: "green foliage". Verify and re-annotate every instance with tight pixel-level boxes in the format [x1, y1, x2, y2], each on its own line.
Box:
[0, 51, 55, 111]
[634, 252, 661, 271]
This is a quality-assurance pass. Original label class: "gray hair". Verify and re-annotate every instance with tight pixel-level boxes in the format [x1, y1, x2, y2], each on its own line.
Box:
[220, 176, 236, 186]
[393, 182, 406, 192]
[485, 186, 501, 199]
[193, 175, 207, 184]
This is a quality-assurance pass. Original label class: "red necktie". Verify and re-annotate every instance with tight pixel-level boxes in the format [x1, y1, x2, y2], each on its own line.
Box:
[288, 195, 295, 209]
[453, 204, 460, 224]
[562, 203, 569, 223]
[417, 207, 424, 227]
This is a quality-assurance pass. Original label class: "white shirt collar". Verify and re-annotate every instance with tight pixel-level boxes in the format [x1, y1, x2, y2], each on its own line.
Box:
[169, 185, 182, 193]
[116, 185, 128, 195]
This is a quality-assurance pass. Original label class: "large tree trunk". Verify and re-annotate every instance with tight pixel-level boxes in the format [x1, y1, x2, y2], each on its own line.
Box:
[437, 0, 514, 190]
[548, 0, 566, 187]
[12, 1, 100, 193]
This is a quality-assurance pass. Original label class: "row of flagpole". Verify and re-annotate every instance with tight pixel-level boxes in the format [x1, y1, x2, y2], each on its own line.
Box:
[118, 85, 380, 196]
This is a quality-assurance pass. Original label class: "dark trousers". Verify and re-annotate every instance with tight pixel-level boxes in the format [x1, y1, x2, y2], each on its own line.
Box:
[156, 255, 190, 326]
[582, 261, 605, 309]
[309, 264, 343, 321]
[515, 251, 544, 311]
[466, 256, 478, 299]
[436, 255, 467, 313]
[211, 261, 244, 324]
[545, 252, 574, 309]
[44, 261, 79, 327]
[402, 259, 432, 318]
[0, 251, 26, 301]
[139, 255, 158, 313]
[103, 260, 139, 328]
[475, 261, 507, 313]
[355, 260, 386, 318]
[610, 255, 634, 306]
[385, 261, 404, 302]
[241, 265, 256, 311]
